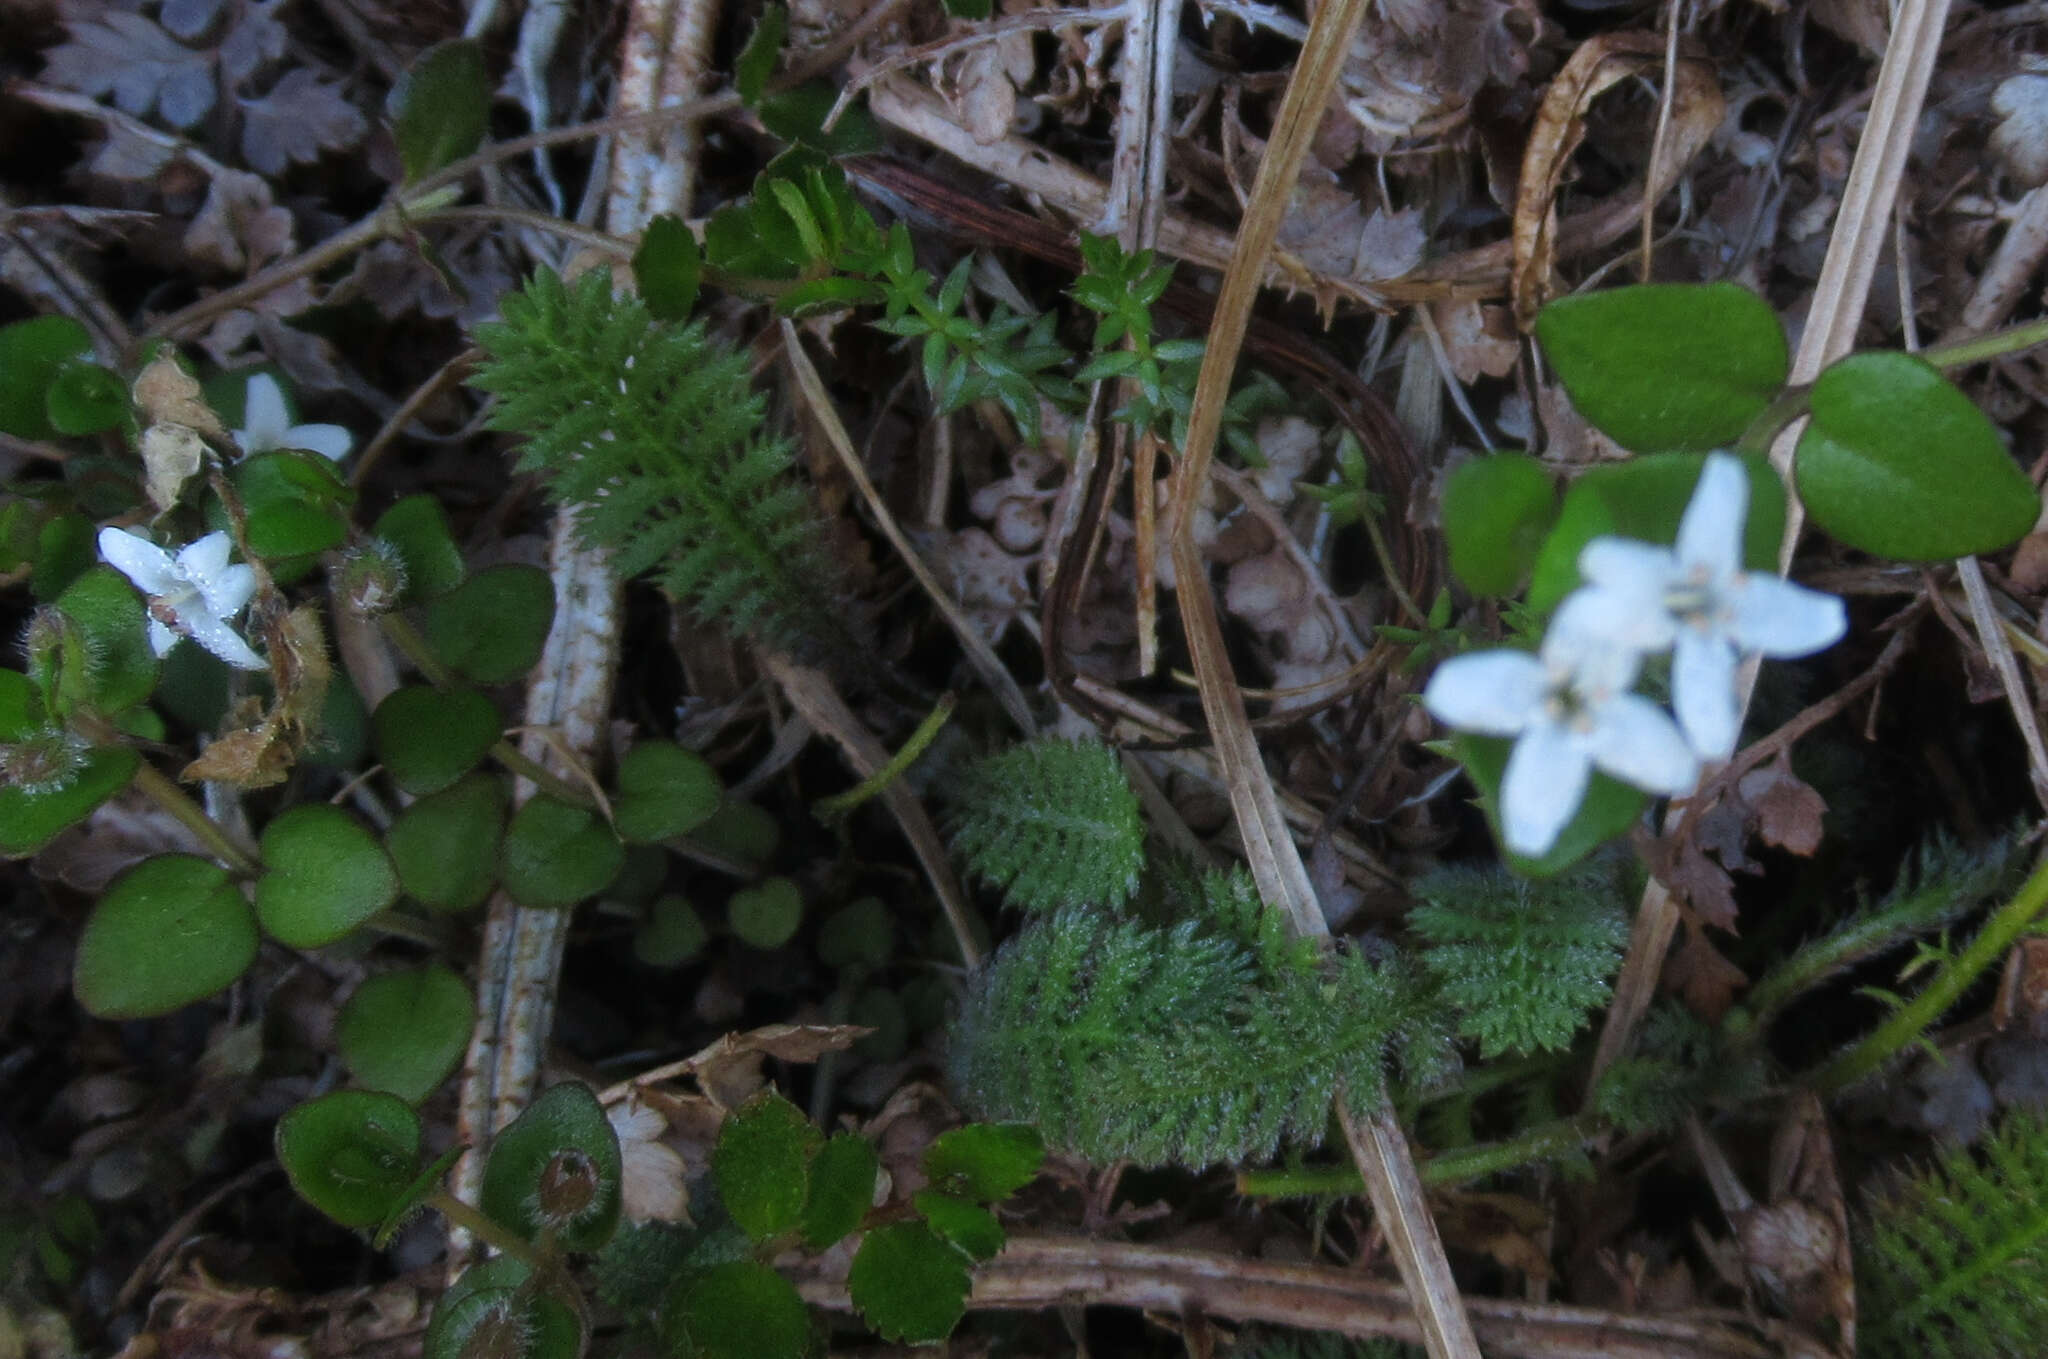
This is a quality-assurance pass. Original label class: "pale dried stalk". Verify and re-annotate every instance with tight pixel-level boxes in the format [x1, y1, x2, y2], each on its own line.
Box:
[1158, 0, 1479, 1348]
[792, 1234, 1771, 1359]
[1591, 0, 1956, 1084]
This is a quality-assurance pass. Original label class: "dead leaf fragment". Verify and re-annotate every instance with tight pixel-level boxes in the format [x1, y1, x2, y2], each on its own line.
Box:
[42, 8, 216, 128]
[239, 68, 368, 175]
[1739, 762, 1827, 857]
[131, 353, 227, 441]
[184, 169, 296, 274]
[1991, 75, 2048, 190]
[181, 607, 328, 788]
[140, 423, 207, 511]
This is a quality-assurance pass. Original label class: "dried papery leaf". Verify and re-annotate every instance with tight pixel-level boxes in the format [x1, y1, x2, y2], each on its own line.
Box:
[1432, 299, 1520, 383]
[181, 608, 328, 788]
[1991, 75, 2048, 189]
[1670, 921, 1747, 1020]
[1512, 33, 1723, 328]
[239, 68, 367, 175]
[41, 9, 216, 128]
[604, 1024, 867, 1111]
[949, 34, 1034, 146]
[184, 169, 296, 274]
[1739, 762, 1827, 858]
[132, 353, 227, 441]
[140, 424, 207, 511]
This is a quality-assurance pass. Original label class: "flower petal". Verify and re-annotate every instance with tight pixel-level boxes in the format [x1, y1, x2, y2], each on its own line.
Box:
[1500, 722, 1591, 856]
[197, 562, 257, 620]
[182, 610, 267, 671]
[1669, 630, 1740, 759]
[1590, 691, 1704, 792]
[1727, 573, 1847, 658]
[285, 422, 353, 461]
[237, 373, 289, 452]
[1422, 650, 1549, 736]
[1675, 453, 1749, 581]
[1578, 537, 1681, 593]
[97, 527, 178, 595]
[176, 531, 234, 584]
[1550, 577, 1675, 657]
[146, 618, 178, 657]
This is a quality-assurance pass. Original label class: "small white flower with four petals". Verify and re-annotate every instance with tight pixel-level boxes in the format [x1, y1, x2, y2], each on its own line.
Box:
[97, 527, 267, 671]
[1422, 593, 1701, 857]
[1568, 453, 1847, 759]
[231, 373, 352, 462]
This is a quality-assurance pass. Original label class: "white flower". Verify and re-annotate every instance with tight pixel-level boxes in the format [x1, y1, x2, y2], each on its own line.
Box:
[1569, 453, 1847, 760]
[97, 528, 266, 671]
[231, 373, 351, 461]
[1423, 596, 1700, 857]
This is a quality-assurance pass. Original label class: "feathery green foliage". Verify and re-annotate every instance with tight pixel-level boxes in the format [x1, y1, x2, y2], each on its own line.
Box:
[1407, 858, 1629, 1059]
[948, 878, 1446, 1169]
[1857, 1110, 2048, 1358]
[1231, 1332, 1423, 1359]
[1590, 1003, 1768, 1135]
[945, 736, 1146, 913]
[469, 267, 862, 667]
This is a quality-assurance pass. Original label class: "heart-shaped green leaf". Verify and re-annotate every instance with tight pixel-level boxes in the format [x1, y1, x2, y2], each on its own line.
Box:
[633, 894, 707, 968]
[1452, 733, 1646, 876]
[1441, 452, 1558, 596]
[388, 773, 505, 913]
[713, 1090, 820, 1242]
[231, 451, 353, 559]
[275, 1090, 421, 1228]
[479, 1082, 622, 1252]
[426, 1258, 583, 1359]
[255, 804, 400, 947]
[73, 854, 257, 1017]
[1535, 283, 1788, 452]
[424, 565, 555, 684]
[1, 742, 139, 858]
[372, 685, 500, 795]
[612, 741, 722, 843]
[0, 316, 93, 440]
[848, 1221, 970, 1343]
[387, 39, 488, 183]
[372, 495, 465, 602]
[46, 360, 129, 437]
[335, 965, 473, 1103]
[500, 795, 622, 908]
[1796, 351, 2040, 561]
[728, 876, 803, 950]
[817, 897, 893, 972]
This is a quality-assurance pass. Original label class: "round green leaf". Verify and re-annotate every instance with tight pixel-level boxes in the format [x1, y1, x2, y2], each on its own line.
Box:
[274, 1090, 422, 1228]
[633, 893, 707, 968]
[1796, 351, 2041, 561]
[633, 215, 702, 323]
[847, 1221, 970, 1344]
[54, 566, 159, 715]
[388, 39, 488, 183]
[388, 773, 506, 913]
[500, 795, 622, 908]
[692, 798, 781, 865]
[728, 877, 803, 950]
[801, 1133, 877, 1250]
[913, 1190, 1003, 1262]
[479, 1082, 622, 1252]
[1526, 452, 1786, 615]
[0, 316, 93, 440]
[713, 1090, 820, 1242]
[664, 1261, 809, 1359]
[255, 804, 400, 947]
[46, 361, 128, 437]
[816, 897, 893, 972]
[31, 511, 96, 601]
[424, 565, 555, 684]
[426, 1260, 583, 1359]
[0, 743, 137, 857]
[73, 853, 256, 1017]
[613, 741, 722, 843]
[372, 685, 500, 795]
[1442, 453, 1557, 596]
[372, 495, 465, 601]
[1452, 732, 1646, 876]
[335, 965, 473, 1103]
[231, 451, 353, 559]
[1535, 283, 1788, 452]
[922, 1123, 1043, 1203]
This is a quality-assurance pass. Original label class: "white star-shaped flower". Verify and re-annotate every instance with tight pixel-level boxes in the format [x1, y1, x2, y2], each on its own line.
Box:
[231, 373, 352, 461]
[97, 527, 266, 671]
[1423, 596, 1701, 857]
[1569, 453, 1847, 760]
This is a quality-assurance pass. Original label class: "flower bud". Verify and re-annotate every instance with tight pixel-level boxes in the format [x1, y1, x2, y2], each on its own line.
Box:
[0, 730, 90, 795]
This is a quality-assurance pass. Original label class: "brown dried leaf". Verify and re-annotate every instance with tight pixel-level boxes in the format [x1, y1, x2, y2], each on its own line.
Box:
[238, 68, 367, 176]
[680, 1023, 867, 1108]
[1666, 832, 1739, 932]
[42, 8, 216, 128]
[140, 423, 207, 511]
[184, 169, 295, 274]
[1740, 763, 1827, 857]
[1433, 299, 1520, 383]
[181, 608, 329, 788]
[1669, 921, 1747, 1019]
[131, 353, 228, 441]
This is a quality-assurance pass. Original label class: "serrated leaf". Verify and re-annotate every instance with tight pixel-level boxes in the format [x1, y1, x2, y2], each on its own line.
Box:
[1535, 283, 1788, 452]
[274, 1090, 421, 1229]
[73, 854, 257, 1017]
[480, 1082, 623, 1252]
[633, 215, 702, 322]
[387, 39, 488, 183]
[922, 1123, 1043, 1201]
[1796, 350, 2040, 561]
[735, 4, 787, 108]
[914, 1190, 1003, 1262]
[801, 1133, 877, 1249]
[847, 1221, 969, 1343]
[52, 566, 158, 716]
[424, 1258, 583, 1359]
[713, 1090, 820, 1242]
[335, 965, 473, 1103]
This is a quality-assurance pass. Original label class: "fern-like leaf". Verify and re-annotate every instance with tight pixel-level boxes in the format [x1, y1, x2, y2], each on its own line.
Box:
[1858, 1110, 2048, 1357]
[1407, 859, 1628, 1059]
[945, 736, 1146, 913]
[469, 268, 864, 667]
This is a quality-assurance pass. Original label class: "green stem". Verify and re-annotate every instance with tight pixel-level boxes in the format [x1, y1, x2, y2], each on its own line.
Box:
[1810, 847, 2048, 1094]
[129, 759, 261, 876]
[1920, 315, 2048, 371]
[376, 615, 596, 809]
[812, 692, 956, 823]
[1732, 383, 1813, 462]
[425, 1191, 553, 1272]
[1238, 1113, 1604, 1198]
[364, 907, 456, 950]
